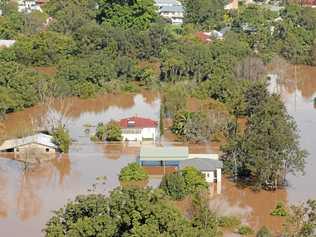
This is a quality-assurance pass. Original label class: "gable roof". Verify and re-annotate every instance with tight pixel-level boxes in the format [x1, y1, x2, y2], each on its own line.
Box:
[118, 116, 158, 129]
[179, 158, 223, 171]
[0, 133, 57, 151]
[160, 5, 184, 13]
[140, 146, 189, 161]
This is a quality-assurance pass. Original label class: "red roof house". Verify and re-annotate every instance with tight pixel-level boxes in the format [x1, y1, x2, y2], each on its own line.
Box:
[118, 116, 158, 129]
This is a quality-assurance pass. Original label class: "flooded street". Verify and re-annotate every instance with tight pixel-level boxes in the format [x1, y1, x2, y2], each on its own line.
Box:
[0, 65, 315, 236]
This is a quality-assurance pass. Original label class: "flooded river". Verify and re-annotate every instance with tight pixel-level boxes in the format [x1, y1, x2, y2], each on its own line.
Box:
[0, 65, 315, 236]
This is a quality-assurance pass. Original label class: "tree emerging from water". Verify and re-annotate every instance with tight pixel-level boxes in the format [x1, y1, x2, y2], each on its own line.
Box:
[223, 94, 307, 190]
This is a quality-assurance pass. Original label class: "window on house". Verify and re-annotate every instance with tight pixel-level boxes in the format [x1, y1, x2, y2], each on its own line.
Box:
[127, 121, 135, 128]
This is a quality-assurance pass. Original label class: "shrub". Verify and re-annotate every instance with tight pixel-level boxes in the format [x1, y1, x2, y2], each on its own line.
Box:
[160, 167, 208, 200]
[238, 225, 254, 235]
[52, 126, 71, 153]
[119, 163, 149, 182]
[271, 201, 287, 217]
[256, 226, 272, 237]
[95, 122, 106, 141]
[104, 122, 122, 141]
[160, 172, 187, 200]
[95, 122, 122, 142]
[218, 216, 241, 229]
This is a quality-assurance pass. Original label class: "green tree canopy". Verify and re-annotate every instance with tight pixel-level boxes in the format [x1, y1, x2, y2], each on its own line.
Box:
[119, 163, 149, 182]
[44, 187, 221, 237]
[2, 31, 78, 65]
[96, 0, 158, 30]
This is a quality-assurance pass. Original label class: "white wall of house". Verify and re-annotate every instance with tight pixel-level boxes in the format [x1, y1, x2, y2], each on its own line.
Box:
[122, 127, 157, 142]
[122, 133, 142, 141]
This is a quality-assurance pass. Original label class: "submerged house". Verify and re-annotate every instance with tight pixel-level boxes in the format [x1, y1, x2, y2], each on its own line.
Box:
[118, 116, 158, 142]
[139, 146, 222, 184]
[0, 133, 58, 160]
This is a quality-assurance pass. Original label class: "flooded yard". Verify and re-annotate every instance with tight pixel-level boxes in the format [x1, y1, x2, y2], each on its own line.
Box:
[0, 65, 315, 236]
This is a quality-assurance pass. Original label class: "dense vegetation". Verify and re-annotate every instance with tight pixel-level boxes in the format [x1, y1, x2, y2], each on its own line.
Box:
[44, 187, 222, 237]
[119, 163, 149, 182]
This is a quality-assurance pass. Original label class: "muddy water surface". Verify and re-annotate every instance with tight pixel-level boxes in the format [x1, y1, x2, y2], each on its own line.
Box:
[0, 64, 316, 236]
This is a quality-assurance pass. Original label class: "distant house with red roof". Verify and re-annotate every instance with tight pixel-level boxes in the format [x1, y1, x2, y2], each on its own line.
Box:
[300, 0, 316, 7]
[118, 116, 158, 142]
[195, 32, 212, 44]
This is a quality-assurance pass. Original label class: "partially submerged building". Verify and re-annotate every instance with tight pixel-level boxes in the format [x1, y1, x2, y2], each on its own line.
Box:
[139, 146, 223, 185]
[0, 133, 58, 161]
[155, 0, 184, 24]
[118, 116, 158, 142]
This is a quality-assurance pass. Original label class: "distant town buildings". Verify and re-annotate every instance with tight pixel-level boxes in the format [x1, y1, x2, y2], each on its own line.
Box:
[17, 0, 43, 13]
[224, 0, 254, 10]
[299, 0, 316, 7]
[118, 116, 158, 142]
[155, 0, 184, 24]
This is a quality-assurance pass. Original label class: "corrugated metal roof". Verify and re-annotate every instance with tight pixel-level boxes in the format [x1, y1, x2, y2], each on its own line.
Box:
[155, 0, 181, 6]
[0, 133, 57, 151]
[140, 146, 188, 161]
[179, 158, 223, 171]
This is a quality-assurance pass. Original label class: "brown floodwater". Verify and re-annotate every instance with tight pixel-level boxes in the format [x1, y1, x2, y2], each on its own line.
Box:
[0, 64, 315, 236]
